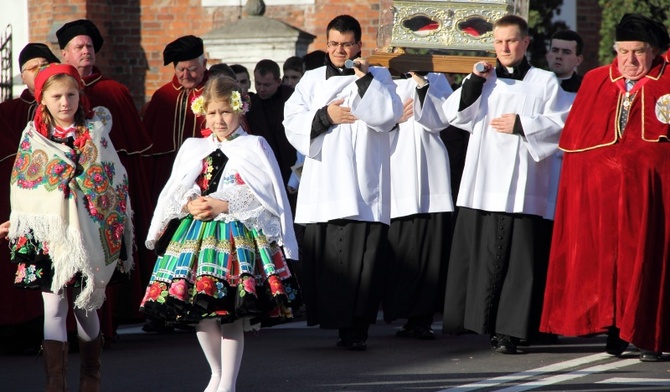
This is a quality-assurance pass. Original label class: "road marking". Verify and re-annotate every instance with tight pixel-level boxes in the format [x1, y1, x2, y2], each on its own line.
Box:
[493, 359, 639, 391]
[440, 353, 630, 391]
[597, 377, 670, 386]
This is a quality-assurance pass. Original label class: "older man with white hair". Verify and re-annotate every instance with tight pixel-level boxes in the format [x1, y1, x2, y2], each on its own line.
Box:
[541, 13, 670, 363]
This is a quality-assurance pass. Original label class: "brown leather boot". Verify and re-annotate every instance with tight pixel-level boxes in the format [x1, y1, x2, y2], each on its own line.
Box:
[78, 335, 103, 392]
[41, 340, 69, 392]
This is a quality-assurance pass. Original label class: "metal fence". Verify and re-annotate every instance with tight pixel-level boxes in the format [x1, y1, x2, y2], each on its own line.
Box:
[0, 24, 12, 102]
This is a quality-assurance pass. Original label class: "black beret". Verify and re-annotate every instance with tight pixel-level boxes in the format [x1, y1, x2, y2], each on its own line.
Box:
[615, 13, 670, 50]
[163, 35, 204, 66]
[18, 43, 60, 70]
[56, 19, 104, 53]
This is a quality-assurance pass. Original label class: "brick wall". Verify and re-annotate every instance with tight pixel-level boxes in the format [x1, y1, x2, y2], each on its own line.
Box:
[576, 0, 603, 73]
[28, 0, 214, 107]
[32, 1, 601, 106]
[26, 0, 390, 106]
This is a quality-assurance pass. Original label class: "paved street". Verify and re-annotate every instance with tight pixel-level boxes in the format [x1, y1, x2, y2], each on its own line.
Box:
[1, 316, 669, 391]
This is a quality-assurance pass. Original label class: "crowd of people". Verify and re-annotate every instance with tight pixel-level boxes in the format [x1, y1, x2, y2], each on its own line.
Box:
[0, 10, 668, 392]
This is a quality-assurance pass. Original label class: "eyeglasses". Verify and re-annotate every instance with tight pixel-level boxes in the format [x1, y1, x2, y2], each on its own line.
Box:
[21, 63, 49, 73]
[327, 41, 358, 49]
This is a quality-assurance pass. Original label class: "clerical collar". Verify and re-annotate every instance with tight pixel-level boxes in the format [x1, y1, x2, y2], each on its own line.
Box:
[495, 57, 531, 81]
[324, 54, 357, 80]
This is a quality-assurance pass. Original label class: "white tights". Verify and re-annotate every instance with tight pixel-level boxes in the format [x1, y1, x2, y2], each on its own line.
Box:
[196, 318, 244, 392]
[42, 290, 100, 342]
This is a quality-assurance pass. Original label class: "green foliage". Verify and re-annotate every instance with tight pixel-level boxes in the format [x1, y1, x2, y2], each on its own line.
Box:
[599, 0, 670, 65]
[527, 0, 568, 68]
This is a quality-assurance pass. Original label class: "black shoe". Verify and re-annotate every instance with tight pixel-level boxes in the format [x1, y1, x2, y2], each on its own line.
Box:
[605, 328, 629, 356]
[396, 325, 435, 340]
[347, 339, 367, 351]
[395, 324, 415, 338]
[336, 338, 349, 348]
[492, 334, 518, 354]
[336, 338, 367, 351]
[413, 326, 436, 340]
[639, 350, 662, 362]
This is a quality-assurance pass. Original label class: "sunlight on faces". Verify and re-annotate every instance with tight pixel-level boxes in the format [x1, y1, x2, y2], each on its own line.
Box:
[61, 35, 95, 73]
[493, 25, 530, 68]
[614, 42, 657, 81]
[205, 98, 240, 141]
[547, 39, 583, 78]
[326, 30, 361, 68]
[21, 57, 51, 92]
[254, 72, 281, 100]
[41, 76, 80, 128]
[175, 57, 207, 89]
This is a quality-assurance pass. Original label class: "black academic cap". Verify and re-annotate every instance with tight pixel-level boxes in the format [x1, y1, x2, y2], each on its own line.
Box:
[615, 13, 670, 51]
[56, 19, 104, 53]
[18, 43, 60, 70]
[163, 35, 204, 66]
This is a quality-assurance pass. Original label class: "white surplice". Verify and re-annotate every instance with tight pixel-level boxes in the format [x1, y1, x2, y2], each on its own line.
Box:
[283, 66, 402, 224]
[390, 73, 454, 218]
[417, 68, 571, 217]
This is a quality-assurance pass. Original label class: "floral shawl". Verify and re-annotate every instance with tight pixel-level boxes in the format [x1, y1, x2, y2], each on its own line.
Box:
[8, 107, 134, 311]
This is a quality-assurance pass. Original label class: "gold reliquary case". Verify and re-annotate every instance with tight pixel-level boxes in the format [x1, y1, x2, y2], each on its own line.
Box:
[377, 0, 529, 52]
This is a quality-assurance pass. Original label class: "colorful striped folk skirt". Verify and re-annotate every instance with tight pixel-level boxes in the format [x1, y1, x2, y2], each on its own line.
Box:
[140, 216, 300, 326]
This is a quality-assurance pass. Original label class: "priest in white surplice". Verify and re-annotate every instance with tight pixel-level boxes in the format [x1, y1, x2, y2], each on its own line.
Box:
[415, 15, 571, 354]
[283, 15, 402, 351]
[383, 72, 454, 340]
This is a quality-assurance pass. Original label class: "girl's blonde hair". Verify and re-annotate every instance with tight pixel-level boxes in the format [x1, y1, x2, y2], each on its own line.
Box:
[39, 73, 88, 135]
[201, 75, 248, 113]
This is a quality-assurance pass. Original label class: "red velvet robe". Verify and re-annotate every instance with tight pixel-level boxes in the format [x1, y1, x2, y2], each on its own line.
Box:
[0, 109, 43, 330]
[83, 68, 155, 330]
[541, 57, 670, 352]
[142, 74, 207, 203]
[0, 89, 37, 140]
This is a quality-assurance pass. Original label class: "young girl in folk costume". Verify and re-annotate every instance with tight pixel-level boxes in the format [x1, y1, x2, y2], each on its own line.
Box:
[7, 63, 133, 391]
[141, 75, 300, 392]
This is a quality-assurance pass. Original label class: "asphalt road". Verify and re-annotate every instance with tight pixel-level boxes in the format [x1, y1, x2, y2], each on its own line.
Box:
[1, 317, 669, 391]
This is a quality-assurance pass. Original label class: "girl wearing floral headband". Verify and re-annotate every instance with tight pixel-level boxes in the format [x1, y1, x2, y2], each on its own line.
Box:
[141, 75, 300, 392]
[7, 63, 133, 391]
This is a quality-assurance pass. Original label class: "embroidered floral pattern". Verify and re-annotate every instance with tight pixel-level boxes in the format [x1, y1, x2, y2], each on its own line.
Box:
[168, 279, 190, 302]
[14, 263, 44, 286]
[196, 275, 216, 296]
[268, 275, 286, 297]
[144, 282, 169, 304]
[94, 107, 112, 127]
[196, 156, 214, 191]
[11, 120, 129, 262]
[241, 275, 257, 296]
[10, 231, 49, 260]
[195, 275, 228, 299]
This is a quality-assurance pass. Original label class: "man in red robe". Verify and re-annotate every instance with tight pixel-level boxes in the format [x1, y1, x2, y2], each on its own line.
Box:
[0, 43, 60, 137]
[0, 44, 60, 353]
[541, 13, 670, 362]
[142, 35, 209, 203]
[57, 19, 155, 340]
